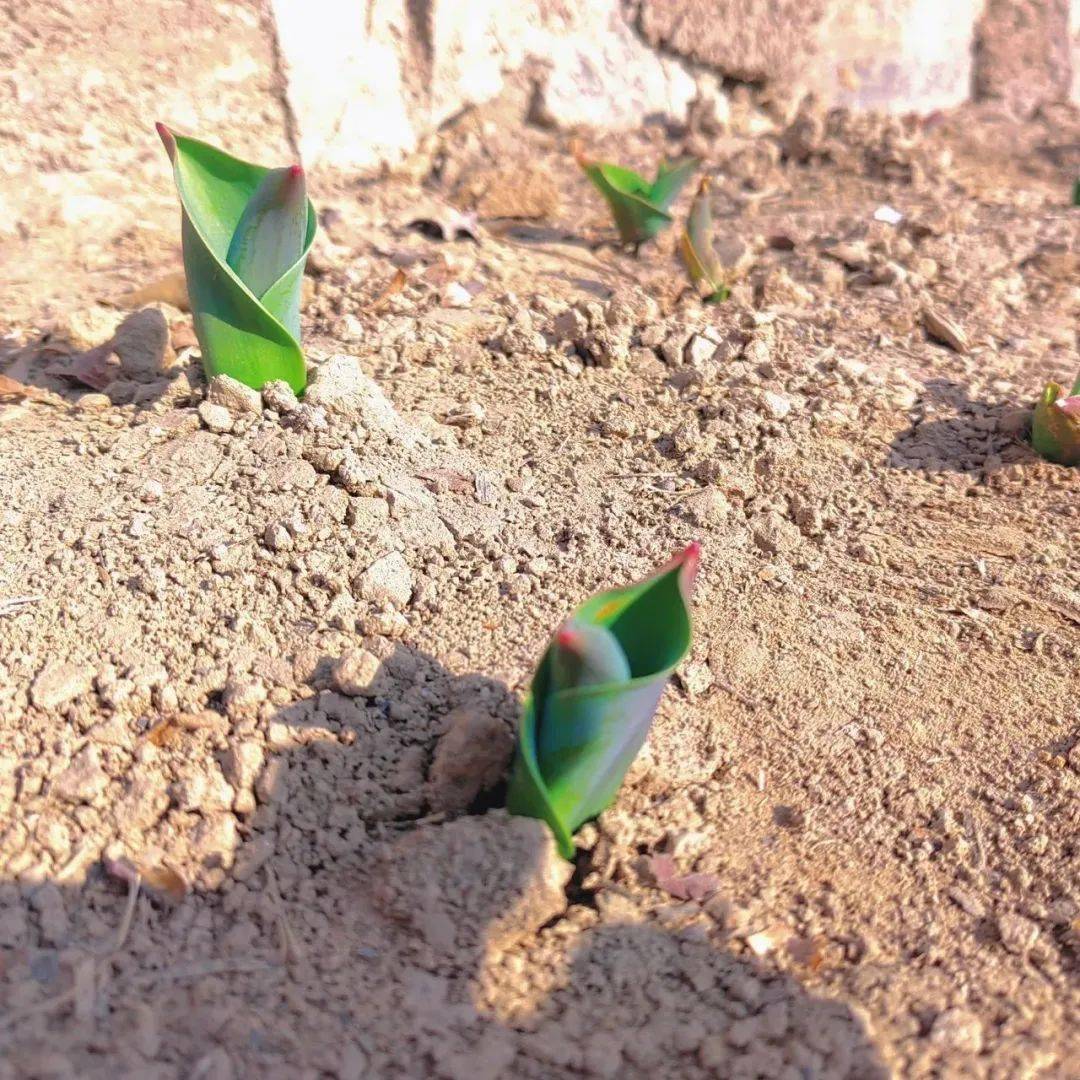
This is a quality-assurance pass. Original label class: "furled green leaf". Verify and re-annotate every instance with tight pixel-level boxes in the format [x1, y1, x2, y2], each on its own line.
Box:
[678, 177, 729, 303]
[1072, 178, 1080, 207]
[1032, 378, 1080, 466]
[576, 144, 697, 249]
[648, 157, 699, 212]
[157, 124, 316, 393]
[550, 622, 631, 693]
[507, 544, 700, 858]
[226, 165, 309, 310]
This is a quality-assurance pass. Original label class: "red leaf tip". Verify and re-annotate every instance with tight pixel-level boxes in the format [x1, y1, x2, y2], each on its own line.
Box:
[289, 164, 304, 178]
[555, 625, 581, 651]
[676, 541, 701, 594]
[155, 122, 176, 160]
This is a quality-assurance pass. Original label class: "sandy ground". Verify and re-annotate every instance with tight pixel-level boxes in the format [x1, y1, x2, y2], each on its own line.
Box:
[1, 92, 1079, 1079]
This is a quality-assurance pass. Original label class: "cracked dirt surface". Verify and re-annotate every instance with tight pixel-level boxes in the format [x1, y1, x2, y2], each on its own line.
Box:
[1, 91, 1079, 1078]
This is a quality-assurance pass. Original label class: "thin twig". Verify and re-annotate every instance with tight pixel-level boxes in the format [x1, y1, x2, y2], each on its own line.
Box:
[265, 864, 306, 966]
[118, 958, 278, 989]
[113, 874, 141, 953]
[0, 987, 80, 1030]
[0, 594, 43, 617]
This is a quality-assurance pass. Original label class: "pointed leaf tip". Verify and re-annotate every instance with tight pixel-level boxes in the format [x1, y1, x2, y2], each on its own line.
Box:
[225, 165, 309, 299]
[156, 122, 177, 160]
[555, 625, 581, 650]
[677, 541, 702, 594]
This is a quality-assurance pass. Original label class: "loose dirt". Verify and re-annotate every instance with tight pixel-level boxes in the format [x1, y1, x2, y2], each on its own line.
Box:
[1, 94, 1078, 1078]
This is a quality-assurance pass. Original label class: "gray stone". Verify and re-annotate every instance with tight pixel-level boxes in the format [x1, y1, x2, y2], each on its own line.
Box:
[998, 912, 1040, 954]
[172, 768, 234, 813]
[111, 307, 173, 379]
[263, 522, 293, 552]
[31, 661, 94, 710]
[305, 355, 422, 445]
[221, 677, 268, 717]
[29, 883, 69, 945]
[529, 2, 695, 129]
[197, 401, 233, 433]
[930, 1007, 984, 1054]
[207, 374, 263, 415]
[426, 705, 514, 813]
[685, 335, 718, 369]
[330, 649, 385, 697]
[358, 552, 414, 608]
[220, 740, 265, 792]
[52, 745, 109, 804]
[262, 379, 299, 413]
[761, 391, 793, 419]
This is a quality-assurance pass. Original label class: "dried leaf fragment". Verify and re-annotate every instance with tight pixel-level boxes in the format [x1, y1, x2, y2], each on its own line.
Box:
[785, 933, 827, 971]
[104, 855, 189, 903]
[649, 854, 721, 902]
[116, 271, 190, 312]
[923, 307, 969, 354]
[369, 267, 407, 312]
[0, 374, 53, 403]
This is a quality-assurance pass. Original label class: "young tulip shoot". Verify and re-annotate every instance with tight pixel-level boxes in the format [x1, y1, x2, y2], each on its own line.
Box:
[575, 143, 697, 249]
[1032, 375, 1080, 466]
[507, 544, 700, 857]
[157, 124, 316, 393]
[678, 177, 729, 303]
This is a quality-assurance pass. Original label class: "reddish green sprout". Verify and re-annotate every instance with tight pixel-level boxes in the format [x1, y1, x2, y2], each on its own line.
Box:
[678, 177, 730, 303]
[157, 124, 316, 393]
[507, 544, 700, 858]
[1032, 376, 1080, 466]
[575, 142, 698, 250]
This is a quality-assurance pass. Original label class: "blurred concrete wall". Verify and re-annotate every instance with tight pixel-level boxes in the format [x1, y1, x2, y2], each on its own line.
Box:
[269, 0, 1080, 167]
[1, 0, 1078, 187]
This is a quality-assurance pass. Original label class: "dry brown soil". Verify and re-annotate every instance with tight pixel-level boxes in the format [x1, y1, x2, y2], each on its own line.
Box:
[1, 92, 1079, 1079]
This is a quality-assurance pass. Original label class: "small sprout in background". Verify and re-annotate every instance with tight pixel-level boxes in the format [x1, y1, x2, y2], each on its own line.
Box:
[574, 142, 697, 250]
[678, 177, 730, 303]
[1072, 178, 1080, 207]
[157, 124, 316, 394]
[1031, 375, 1080, 466]
[507, 543, 700, 858]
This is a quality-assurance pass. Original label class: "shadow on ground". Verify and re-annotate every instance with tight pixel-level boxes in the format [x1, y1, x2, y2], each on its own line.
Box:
[0, 307, 195, 417]
[887, 377, 1032, 475]
[0, 645, 888, 1078]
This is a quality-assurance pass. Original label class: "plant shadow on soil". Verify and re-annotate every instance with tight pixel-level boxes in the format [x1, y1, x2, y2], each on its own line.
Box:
[0, 317, 196, 415]
[887, 377, 1033, 475]
[2, 644, 888, 1077]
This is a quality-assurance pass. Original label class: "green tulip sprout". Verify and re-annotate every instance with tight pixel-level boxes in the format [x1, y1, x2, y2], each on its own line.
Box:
[157, 124, 316, 393]
[678, 177, 730, 303]
[574, 142, 697, 250]
[1032, 375, 1080, 466]
[507, 543, 700, 857]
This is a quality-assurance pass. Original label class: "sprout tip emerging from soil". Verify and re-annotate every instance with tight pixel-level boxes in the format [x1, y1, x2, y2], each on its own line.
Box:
[678, 176, 731, 304]
[157, 123, 316, 394]
[506, 543, 699, 858]
[1031, 374, 1080, 467]
[574, 140, 698, 251]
